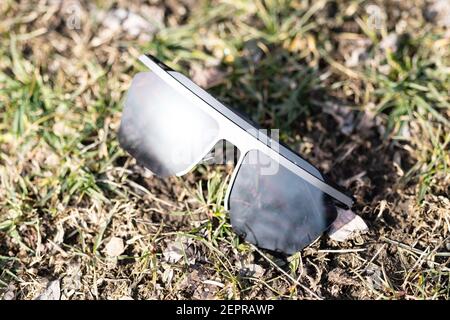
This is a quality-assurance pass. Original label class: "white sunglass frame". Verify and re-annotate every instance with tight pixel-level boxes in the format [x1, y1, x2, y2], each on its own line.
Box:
[134, 54, 354, 210]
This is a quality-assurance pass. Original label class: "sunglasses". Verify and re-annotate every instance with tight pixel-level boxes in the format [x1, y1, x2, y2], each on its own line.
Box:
[119, 54, 354, 254]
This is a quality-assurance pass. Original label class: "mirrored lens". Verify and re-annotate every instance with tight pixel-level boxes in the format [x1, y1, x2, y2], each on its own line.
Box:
[228, 150, 337, 254]
[119, 72, 220, 177]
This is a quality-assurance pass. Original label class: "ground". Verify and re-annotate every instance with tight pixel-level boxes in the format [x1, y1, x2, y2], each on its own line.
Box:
[0, 0, 449, 300]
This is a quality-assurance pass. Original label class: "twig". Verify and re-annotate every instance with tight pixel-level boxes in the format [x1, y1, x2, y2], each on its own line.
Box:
[382, 236, 450, 257]
[318, 248, 366, 253]
[252, 246, 322, 300]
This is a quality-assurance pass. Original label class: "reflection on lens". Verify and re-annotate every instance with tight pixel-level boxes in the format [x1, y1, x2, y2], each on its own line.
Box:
[119, 72, 219, 177]
[228, 150, 337, 254]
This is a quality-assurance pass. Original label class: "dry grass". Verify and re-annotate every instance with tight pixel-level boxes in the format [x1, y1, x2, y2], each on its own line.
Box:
[0, 0, 449, 300]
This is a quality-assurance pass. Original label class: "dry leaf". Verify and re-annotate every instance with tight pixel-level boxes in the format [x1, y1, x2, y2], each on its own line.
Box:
[190, 64, 226, 89]
[2, 284, 16, 300]
[163, 241, 184, 263]
[425, 0, 450, 27]
[104, 237, 125, 257]
[163, 236, 195, 264]
[239, 263, 265, 278]
[35, 280, 60, 300]
[365, 263, 383, 290]
[328, 209, 368, 242]
[380, 33, 399, 53]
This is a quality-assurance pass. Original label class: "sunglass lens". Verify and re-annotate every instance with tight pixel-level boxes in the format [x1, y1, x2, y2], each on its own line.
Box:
[228, 149, 337, 254]
[119, 72, 220, 177]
